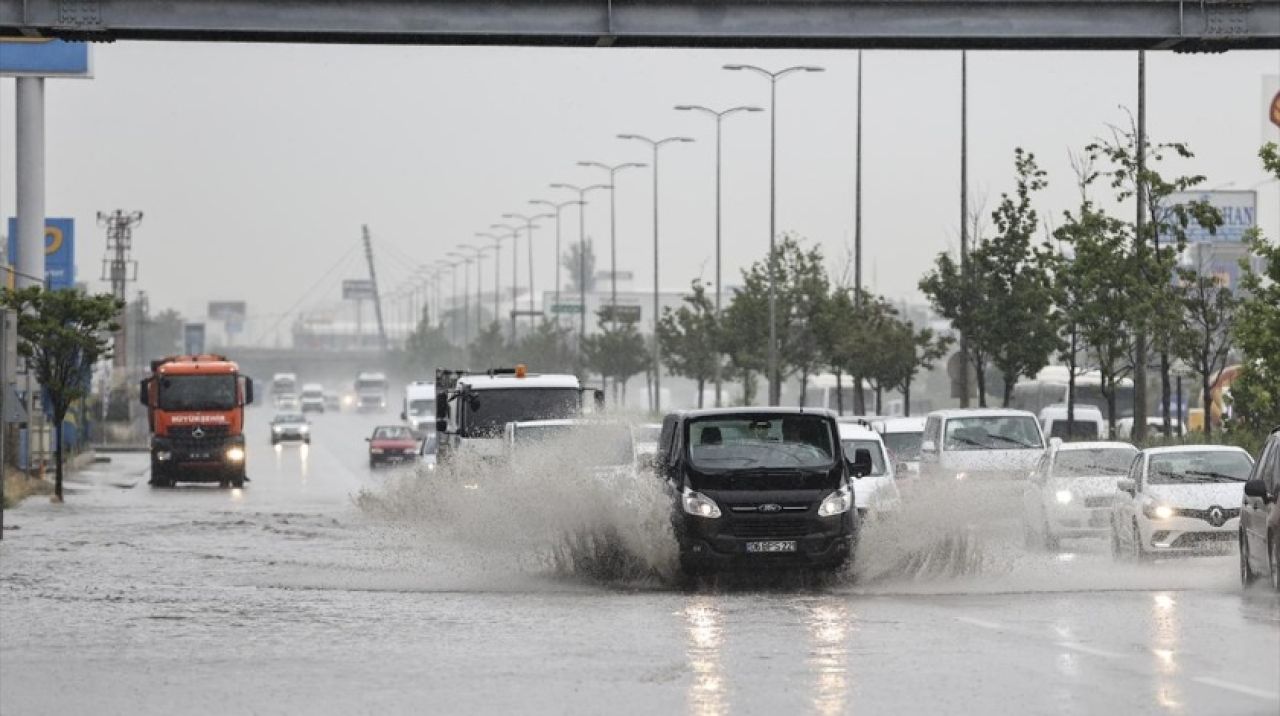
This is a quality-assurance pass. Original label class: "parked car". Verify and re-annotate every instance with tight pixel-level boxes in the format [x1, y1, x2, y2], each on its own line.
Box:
[1111, 445, 1254, 559]
[270, 412, 310, 445]
[1240, 426, 1280, 590]
[837, 422, 902, 516]
[655, 408, 869, 576]
[367, 425, 419, 468]
[875, 416, 926, 477]
[1022, 440, 1138, 549]
[919, 409, 1046, 482]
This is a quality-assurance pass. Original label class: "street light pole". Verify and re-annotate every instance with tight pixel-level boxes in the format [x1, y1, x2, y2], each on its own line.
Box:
[446, 251, 472, 345]
[550, 182, 610, 345]
[458, 243, 489, 337]
[618, 133, 695, 415]
[724, 62, 825, 406]
[674, 103, 763, 407]
[502, 212, 554, 317]
[577, 161, 646, 322]
[530, 198, 585, 323]
[490, 223, 520, 341]
[476, 232, 506, 328]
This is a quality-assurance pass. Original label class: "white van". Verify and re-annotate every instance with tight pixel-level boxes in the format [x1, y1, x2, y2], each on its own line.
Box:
[837, 422, 902, 515]
[1039, 404, 1106, 441]
[920, 408, 1046, 482]
[401, 381, 436, 436]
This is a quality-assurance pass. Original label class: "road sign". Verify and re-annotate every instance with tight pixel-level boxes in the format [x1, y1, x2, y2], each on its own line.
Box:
[0, 39, 92, 78]
[6, 217, 75, 290]
[343, 279, 375, 300]
[550, 303, 584, 314]
[183, 324, 206, 355]
[595, 270, 634, 281]
[207, 301, 247, 321]
[599, 305, 642, 324]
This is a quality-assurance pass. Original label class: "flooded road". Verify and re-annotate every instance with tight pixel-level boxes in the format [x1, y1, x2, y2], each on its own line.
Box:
[2, 407, 1277, 715]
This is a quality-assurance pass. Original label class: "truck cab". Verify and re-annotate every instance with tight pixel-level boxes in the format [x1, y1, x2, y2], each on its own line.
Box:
[140, 354, 254, 488]
[355, 371, 389, 412]
[401, 381, 435, 437]
[434, 365, 603, 465]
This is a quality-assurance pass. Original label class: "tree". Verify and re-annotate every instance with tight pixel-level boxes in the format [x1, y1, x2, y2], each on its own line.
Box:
[657, 280, 720, 408]
[562, 238, 597, 294]
[516, 319, 575, 374]
[920, 250, 991, 405]
[883, 321, 952, 417]
[582, 318, 649, 406]
[1229, 144, 1280, 434]
[402, 306, 464, 375]
[1174, 264, 1237, 436]
[1, 288, 121, 502]
[467, 321, 510, 369]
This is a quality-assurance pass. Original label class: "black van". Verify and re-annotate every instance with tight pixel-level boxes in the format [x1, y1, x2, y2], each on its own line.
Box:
[655, 408, 871, 575]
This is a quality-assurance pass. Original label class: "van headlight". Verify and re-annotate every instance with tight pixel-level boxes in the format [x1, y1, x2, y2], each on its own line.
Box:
[1055, 490, 1073, 505]
[682, 489, 721, 518]
[818, 486, 853, 517]
[226, 447, 246, 462]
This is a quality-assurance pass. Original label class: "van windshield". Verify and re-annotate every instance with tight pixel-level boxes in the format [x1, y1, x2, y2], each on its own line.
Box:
[944, 416, 1042, 450]
[687, 415, 835, 470]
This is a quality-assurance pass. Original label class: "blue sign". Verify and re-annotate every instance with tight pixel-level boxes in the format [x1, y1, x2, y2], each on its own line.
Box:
[7, 217, 76, 290]
[0, 39, 92, 77]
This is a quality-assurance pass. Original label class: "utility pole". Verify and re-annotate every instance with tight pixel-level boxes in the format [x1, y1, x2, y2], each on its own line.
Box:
[362, 225, 389, 353]
[958, 51, 972, 409]
[1133, 51, 1149, 442]
[135, 291, 149, 370]
[97, 210, 142, 369]
[855, 50, 864, 308]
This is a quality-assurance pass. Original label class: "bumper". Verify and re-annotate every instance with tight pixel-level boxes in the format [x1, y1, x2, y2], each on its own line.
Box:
[273, 432, 309, 442]
[152, 437, 246, 480]
[1048, 506, 1112, 537]
[1142, 516, 1239, 554]
[370, 452, 417, 465]
[676, 512, 857, 572]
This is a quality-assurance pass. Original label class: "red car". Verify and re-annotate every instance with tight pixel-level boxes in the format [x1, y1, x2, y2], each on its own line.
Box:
[367, 425, 419, 468]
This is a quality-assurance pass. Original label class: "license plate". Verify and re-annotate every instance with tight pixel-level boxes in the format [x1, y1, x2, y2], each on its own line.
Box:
[745, 540, 797, 554]
[190, 453, 210, 460]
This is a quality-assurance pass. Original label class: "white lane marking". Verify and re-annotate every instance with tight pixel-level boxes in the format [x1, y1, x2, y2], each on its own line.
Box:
[1056, 641, 1125, 659]
[1192, 677, 1280, 702]
[955, 616, 1003, 630]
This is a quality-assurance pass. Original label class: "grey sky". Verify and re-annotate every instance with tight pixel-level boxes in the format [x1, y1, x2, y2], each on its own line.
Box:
[2, 43, 1278, 340]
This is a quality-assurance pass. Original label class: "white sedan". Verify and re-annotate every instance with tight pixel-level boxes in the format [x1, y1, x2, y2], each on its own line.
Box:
[1022, 440, 1138, 550]
[1110, 445, 1254, 559]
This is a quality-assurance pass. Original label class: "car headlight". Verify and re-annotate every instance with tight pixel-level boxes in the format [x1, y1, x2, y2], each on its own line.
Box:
[299, 425, 309, 433]
[1055, 490, 1073, 505]
[954, 471, 968, 481]
[425, 462, 436, 471]
[226, 447, 246, 462]
[1143, 502, 1176, 520]
[403, 448, 416, 455]
[818, 486, 854, 517]
[371, 448, 384, 454]
[272, 426, 283, 433]
[681, 489, 721, 518]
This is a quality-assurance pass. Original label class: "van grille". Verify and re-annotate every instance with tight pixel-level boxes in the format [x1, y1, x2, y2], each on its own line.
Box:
[730, 519, 812, 538]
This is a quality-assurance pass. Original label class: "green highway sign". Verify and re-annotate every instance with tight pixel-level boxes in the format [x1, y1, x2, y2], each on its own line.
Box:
[551, 303, 584, 314]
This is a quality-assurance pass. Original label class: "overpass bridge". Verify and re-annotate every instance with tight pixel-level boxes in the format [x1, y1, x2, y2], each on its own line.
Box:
[218, 347, 412, 392]
[2, 1, 1278, 50]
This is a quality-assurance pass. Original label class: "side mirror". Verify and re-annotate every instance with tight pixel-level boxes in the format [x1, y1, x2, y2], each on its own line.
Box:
[920, 440, 937, 454]
[400, 411, 407, 421]
[138, 379, 149, 406]
[244, 377, 255, 405]
[1244, 478, 1270, 501]
[436, 418, 448, 434]
[1116, 478, 1136, 496]
[1049, 437, 1063, 449]
[364, 437, 371, 442]
[848, 448, 873, 478]
[894, 461, 909, 476]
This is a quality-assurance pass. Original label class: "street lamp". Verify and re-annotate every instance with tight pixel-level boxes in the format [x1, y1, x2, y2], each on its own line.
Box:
[674, 103, 763, 407]
[501, 212, 554, 316]
[577, 160, 646, 318]
[530, 198, 585, 323]
[550, 182, 611, 344]
[617, 133, 695, 415]
[440, 259, 462, 344]
[723, 62, 825, 406]
[446, 250, 473, 345]
[457, 243, 489, 337]
[476, 232, 507, 327]
[490, 223, 521, 340]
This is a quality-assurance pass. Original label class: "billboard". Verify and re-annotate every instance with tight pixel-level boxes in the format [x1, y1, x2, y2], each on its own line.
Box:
[1158, 191, 1256, 245]
[6, 217, 76, 290]
[1184, 243, 1261, 293]
[343, 279, 375, 300]
[207, 301, 247, 321]
[0, 39, 92, 78]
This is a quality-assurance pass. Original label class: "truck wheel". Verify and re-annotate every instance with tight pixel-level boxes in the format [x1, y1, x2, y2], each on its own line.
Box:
[231, 475, 245, 489]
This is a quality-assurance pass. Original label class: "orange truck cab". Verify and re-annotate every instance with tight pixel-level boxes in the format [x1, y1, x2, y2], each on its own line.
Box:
[139, 354, 255, 488]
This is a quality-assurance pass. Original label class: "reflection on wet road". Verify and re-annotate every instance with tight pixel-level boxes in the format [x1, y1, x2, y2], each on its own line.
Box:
[1, 406, 1277, 714]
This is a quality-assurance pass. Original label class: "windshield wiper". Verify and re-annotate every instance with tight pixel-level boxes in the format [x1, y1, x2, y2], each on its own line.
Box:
[987, 434, 1037, 448]
[1183, 470, 1245, 482]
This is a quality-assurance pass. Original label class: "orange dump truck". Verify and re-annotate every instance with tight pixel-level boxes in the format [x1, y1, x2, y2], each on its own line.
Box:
[139, 354, 255, 488]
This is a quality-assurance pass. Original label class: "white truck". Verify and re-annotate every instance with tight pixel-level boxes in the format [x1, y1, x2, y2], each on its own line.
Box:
[271, 372, 298, 397]
[434, 365, 603, 466]
[354, 371, 389, 412]
[401, 381, 436, 437]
